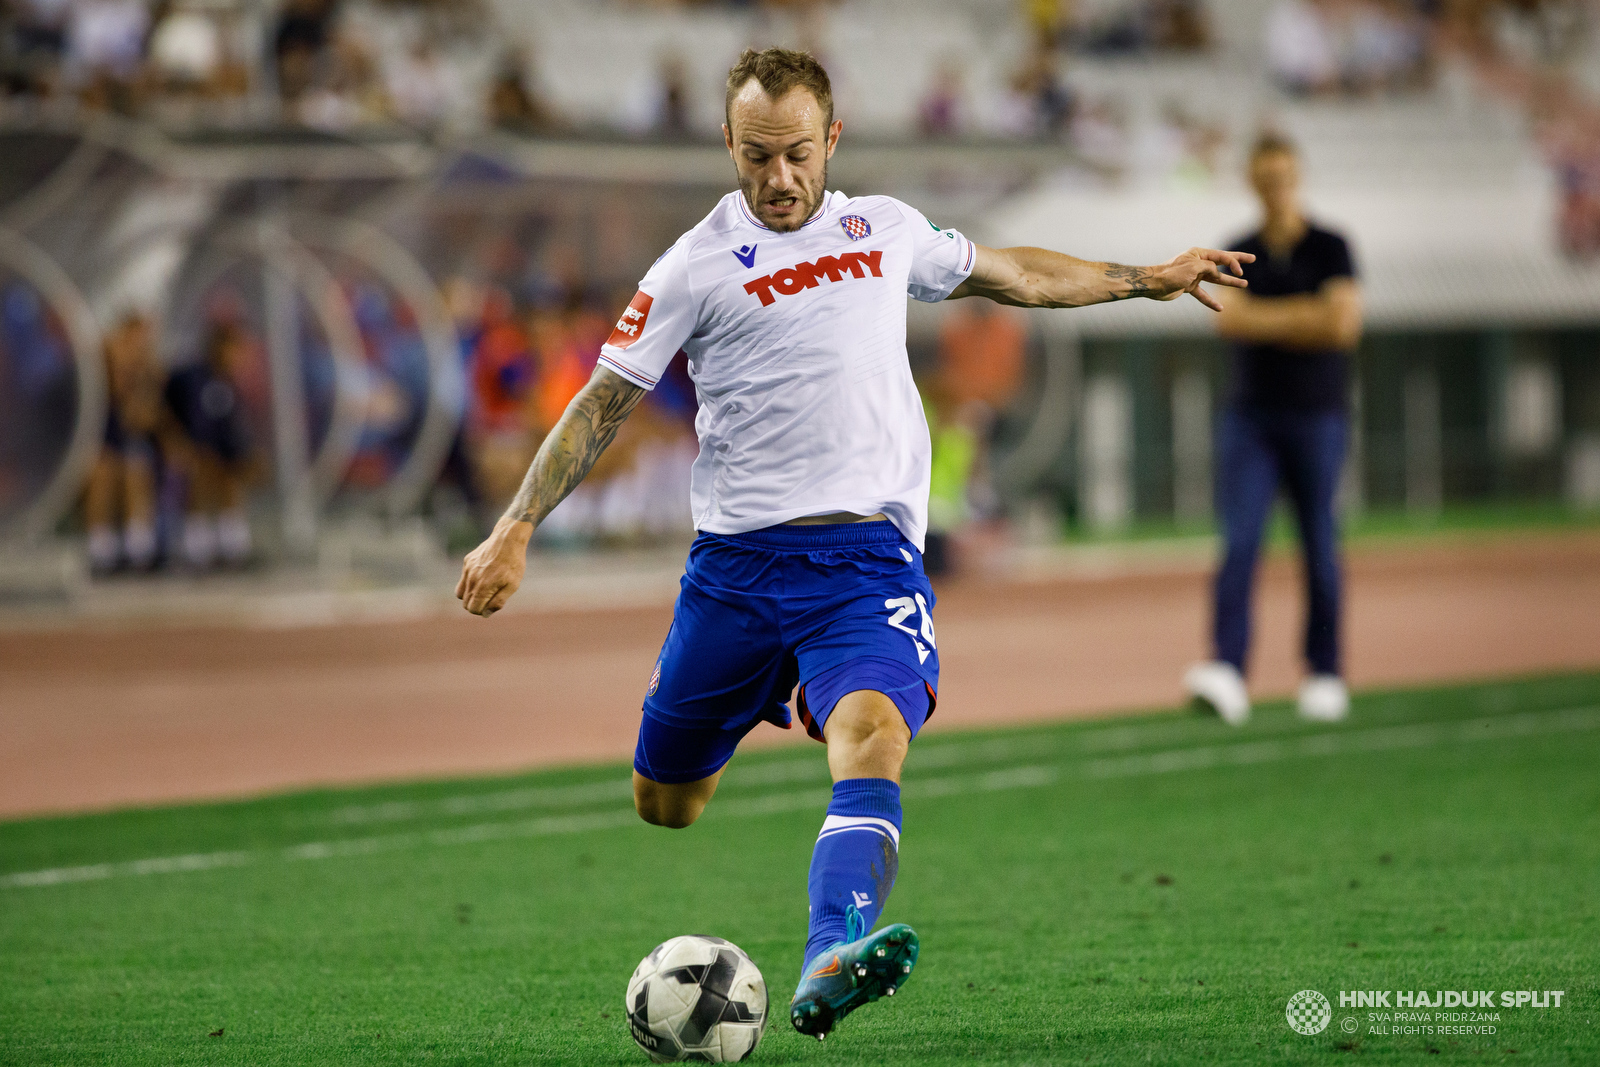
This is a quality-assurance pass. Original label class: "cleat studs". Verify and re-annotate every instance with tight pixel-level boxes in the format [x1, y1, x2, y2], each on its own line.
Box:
[875, 947, 886, 958]
[886, 985, 896, 996]
[816, 1033, 826, 1042]
[902, 962, 912, 973]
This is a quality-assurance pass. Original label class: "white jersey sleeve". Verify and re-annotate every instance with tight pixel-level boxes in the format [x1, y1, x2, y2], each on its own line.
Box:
[896, 200, 977, 303]
[597, 238, 698, 391]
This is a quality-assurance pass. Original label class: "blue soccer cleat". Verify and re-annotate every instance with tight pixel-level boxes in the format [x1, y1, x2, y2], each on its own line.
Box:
[790, 905, 919, 1040]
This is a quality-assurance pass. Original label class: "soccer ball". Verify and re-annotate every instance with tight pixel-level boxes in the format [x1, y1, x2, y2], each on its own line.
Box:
[625, 935, 767, 1063]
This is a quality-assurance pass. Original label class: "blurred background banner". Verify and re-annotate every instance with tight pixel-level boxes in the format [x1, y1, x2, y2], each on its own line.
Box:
[1, 0, 1599, 588]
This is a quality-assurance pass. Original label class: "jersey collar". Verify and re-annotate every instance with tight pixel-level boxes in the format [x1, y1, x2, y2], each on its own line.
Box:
[737, 190, 838, 233]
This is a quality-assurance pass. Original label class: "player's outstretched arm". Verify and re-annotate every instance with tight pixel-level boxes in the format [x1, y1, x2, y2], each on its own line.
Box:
[456, 366, 646, 617]
[951, 244, 1254, 312]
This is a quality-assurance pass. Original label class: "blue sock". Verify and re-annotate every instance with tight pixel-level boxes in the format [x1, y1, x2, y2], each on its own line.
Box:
[803, 778, 902, 969]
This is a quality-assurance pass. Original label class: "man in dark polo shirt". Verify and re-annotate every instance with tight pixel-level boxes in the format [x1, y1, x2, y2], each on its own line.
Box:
[1184, 133, 1363, 726]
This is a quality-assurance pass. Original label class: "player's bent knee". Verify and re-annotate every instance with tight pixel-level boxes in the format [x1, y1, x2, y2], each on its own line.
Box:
[828, 691, 911, 746]
[635, 796, 702, 829]
[825, 690, 912, 780]
[632, 773, 711, 829]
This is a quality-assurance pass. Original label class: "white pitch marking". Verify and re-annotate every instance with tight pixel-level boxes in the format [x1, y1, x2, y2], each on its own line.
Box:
[3, 707, 1594, 891]
[313, 708, 1365, 828]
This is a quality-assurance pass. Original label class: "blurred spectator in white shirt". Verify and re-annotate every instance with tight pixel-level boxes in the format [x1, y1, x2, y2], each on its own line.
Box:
[1268, 0, 1339, 95]
[147, 4, 247, 99]
[1271, 0, 1429, 97]
[150, 7, 221, 89]
[66, 0, 149, 100]
[298, 30, 388, 129]
[386, 39, 460, 129]
[1344, 0, 1427, 94]
[1068, 96, 1129, 174]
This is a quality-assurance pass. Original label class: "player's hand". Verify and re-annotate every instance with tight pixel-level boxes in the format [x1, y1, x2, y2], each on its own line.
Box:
[1157, 248, 1254, 312]
[456, 517, 532, 618]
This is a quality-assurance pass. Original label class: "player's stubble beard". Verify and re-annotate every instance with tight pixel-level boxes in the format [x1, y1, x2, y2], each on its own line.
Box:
[739, 158, 828, 234]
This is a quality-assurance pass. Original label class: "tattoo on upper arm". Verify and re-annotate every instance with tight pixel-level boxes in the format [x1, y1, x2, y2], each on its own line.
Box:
[1104, 263, 1158, 300]
[506, 367, 646, 526]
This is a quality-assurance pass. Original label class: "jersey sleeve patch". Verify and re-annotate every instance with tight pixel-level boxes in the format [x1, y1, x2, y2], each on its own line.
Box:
[607, 291, 654, 350]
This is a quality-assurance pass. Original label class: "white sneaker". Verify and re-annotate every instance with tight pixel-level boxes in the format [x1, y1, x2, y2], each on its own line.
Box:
[1184, 661, 1250, 726]
[1298, 675, 1349, 722]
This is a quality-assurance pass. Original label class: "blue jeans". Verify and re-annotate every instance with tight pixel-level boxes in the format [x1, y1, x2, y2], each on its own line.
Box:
[1212, 406, 1347, 678]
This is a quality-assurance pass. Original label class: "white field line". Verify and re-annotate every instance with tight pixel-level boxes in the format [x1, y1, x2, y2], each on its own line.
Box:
[4, 706, 1595, 892]
[316, 713, 1337, 827]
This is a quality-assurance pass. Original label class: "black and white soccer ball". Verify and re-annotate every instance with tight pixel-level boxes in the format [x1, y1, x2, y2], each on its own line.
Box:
[625, 935, 767, 1063]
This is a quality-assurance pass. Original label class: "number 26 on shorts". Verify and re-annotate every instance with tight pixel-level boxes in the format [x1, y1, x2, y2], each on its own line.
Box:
[883, 594, 936, 663]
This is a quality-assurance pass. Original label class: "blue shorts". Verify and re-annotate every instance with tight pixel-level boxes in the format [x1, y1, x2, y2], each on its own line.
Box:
[633, 521, 939, 785]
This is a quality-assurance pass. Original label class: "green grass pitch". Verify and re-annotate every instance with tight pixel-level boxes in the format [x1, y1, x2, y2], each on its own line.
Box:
[3, 672, 1597, 1065]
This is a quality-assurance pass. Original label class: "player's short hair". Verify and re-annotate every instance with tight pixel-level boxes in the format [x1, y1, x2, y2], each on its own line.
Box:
[1249, 131, 1298, 161]
[724, 47, 834, 132]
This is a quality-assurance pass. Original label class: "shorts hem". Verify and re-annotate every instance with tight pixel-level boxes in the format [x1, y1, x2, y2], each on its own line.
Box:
[796, 655, 937, 743]
[631, 756, 731, 786]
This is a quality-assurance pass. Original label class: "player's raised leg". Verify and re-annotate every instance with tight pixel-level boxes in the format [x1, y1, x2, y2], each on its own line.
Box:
[791, 689, 920, 1040]
[627, 548, 796, 829]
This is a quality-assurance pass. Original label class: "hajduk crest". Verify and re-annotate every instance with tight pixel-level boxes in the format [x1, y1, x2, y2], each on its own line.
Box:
[840, 215, 871, 241]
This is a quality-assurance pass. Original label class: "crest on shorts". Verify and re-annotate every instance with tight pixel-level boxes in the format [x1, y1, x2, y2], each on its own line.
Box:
[840, 215, 871, 241]
[646, 661, 662, 698]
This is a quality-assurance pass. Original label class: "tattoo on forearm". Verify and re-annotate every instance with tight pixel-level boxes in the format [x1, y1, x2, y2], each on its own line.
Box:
[1103, 263, 1158, 300]
[506, 367, 645, 526]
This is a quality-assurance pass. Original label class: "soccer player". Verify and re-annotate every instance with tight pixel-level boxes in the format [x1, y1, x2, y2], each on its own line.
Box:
[456, 47, 1252, 1041]
[1183, 132, 1363, 727]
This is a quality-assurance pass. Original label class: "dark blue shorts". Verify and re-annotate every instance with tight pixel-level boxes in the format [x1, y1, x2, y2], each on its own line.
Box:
[633, 521, 940, 785]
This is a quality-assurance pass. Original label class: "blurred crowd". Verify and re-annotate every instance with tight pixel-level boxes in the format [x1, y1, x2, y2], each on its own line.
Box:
[439, 275, 699, 548]
[1436, 0, 1600, 256]
[1265, 0, 1434, 96]
[0, 0, 556, 132]
[85, 308, 263, 573]
[921, 301, 1029, 575]
[0, 0, 1210, 138]
[59, 265, 710, 575]
[0, 0, 1593, 180]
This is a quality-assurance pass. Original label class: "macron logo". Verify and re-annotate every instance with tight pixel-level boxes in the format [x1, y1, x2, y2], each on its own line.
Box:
[732, 243, 758, 268]
[743, 250, 883, 307]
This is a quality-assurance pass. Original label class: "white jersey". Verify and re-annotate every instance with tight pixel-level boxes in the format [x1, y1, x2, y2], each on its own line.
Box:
[597, 189, 976, 549]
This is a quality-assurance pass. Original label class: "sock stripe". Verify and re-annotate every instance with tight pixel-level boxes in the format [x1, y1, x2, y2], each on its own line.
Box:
[817, 814, 900, 849]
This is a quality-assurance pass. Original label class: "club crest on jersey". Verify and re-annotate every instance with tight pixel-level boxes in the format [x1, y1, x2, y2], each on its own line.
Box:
[646, 661, 661, 698]
[840, 214, 871, 241]
[743, 249, 883, 307]
[731, 243, 758, 268]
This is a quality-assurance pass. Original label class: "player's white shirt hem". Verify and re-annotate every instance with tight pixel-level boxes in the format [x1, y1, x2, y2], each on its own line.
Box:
[597, 189, 976, 551]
